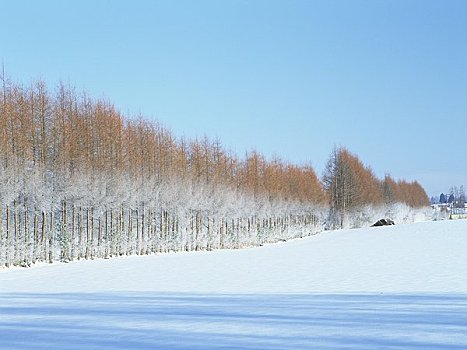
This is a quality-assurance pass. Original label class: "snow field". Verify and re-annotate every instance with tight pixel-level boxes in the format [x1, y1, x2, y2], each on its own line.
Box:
[1, 219, 467, 349]
[1, 220, 467, 293]
[1, 293, 467, 349]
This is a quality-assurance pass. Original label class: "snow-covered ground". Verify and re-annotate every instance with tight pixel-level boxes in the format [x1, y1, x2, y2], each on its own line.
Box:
[1, 220, 467, 349]
[2, 220, 466, 293]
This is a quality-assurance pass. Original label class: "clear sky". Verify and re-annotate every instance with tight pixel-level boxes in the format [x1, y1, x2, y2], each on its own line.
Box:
[1, 0, 466, 196]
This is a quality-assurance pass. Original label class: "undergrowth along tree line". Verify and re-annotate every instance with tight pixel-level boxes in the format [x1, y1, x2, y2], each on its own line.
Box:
[0, 75, 429, 267]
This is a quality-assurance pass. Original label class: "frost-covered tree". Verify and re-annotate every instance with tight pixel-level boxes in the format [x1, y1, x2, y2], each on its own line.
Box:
[459, 186, 465, 208]
[0, 75, 430, 267]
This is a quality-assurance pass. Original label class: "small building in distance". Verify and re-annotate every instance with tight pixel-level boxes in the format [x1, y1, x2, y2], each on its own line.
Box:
[431, 203, 467, 220]
[450, 204, 467, 220]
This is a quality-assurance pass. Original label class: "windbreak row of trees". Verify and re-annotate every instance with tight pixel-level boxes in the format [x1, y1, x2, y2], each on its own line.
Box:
[0, 76, 429, 267]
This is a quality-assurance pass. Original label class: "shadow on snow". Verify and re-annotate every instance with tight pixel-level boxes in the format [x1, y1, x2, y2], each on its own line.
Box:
[1, 293, 467, 349]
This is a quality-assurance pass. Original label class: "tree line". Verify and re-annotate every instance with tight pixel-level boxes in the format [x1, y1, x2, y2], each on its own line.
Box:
[323, 147, 429, 228]
[436, 186, 466, 208]
[0, 75, 429, 267]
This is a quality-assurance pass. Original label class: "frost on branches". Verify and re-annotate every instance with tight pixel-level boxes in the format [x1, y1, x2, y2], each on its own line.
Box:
[0, 77, 430, 267]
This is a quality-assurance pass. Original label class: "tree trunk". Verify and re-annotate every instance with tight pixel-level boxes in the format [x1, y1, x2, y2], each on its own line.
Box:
[120, 207, 125, 256]
[71, 205, 75, 261]
[128, 209, 132, 255]
[33, 207, 38, 264]
[48, 210, 54, 263]
[104, 209, 108, 258]
[14, 201, 19, 266]
[6, 204, 10, 267]
[90, 207, 94, 259]
[85, 207, 90, 260]
[98, 212, 102, 258]
[61, 201, 68, 262]
[141, 205, 145, 255]
[220, 218, 224, 249]
[159, 210, 163, 253]
[78, 207, 83, 260]
[109, 209, 114, 257]
[41, 210, 46, 262]
[207, 217, 211, 251]
[23, 202, 29, 266]
[147, 208, 152, 255]
[136, 208, 140, 255]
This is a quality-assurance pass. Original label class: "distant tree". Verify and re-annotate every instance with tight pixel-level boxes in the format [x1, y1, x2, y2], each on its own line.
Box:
[439, 193, 447, 204]
[458, 185, 465, 208]
[448, 193, 455, 204]
[382, 174, 398, 204]
[323, 147, 351, 228]
[323, 147, 383, 227]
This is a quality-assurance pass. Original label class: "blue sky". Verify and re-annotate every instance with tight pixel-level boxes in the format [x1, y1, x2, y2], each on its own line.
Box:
[1, 0, 466, 196]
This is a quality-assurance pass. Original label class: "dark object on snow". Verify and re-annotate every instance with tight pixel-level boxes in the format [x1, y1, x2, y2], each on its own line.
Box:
[371, 219, 395, 227]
